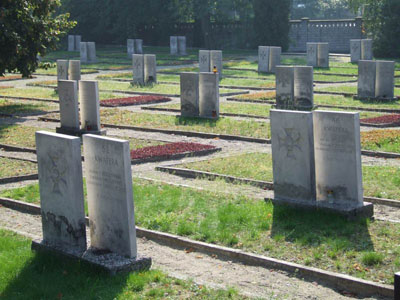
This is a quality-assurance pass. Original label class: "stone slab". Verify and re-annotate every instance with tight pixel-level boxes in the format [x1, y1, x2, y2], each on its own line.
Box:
[317, 43, 329, 68]
[83, 135, 137, 258]
[144, 54, 157, 84]
[395, 272, 400, 300]
[68, 35, 75, 52]
[58, 80, 79, 131]
[127, 39, 135, 58]
[269, 47, 282, 73]
[35, 131, 86, 251]
[199, 50, 210, 73]
[180, 72, 199, 117]
[350, 40, 361, 63]
[135, 39, 143, 54]
[75, 35, 81, 52]
[57, 60, 69, 80]
[87, 42, 97, 63]
[258, 46, 270, 73]
[361, 39, 373, 60]
[307, 43, 318, 67]
[80, 42, 88, 63]
[68, 60, 81, 82]
[210, 50, 223, 80]
[375, 60, 395, 99]
[79, 81, 101, 132]
[132, 54, 144, 85]
[199, 72, 219, 119]
[178, 36, 187, 55]
[170, 36, 178, 55]
[275, 66, 294, 109]
[358, 60, 376, 98]
[270, 110, 315, 204]
[294, 66, 313, 110]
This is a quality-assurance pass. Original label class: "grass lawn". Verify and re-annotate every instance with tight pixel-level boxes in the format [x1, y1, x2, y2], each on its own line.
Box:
[34, 67, 98, 76]
[0, 230, 241, 299]
[0, 99, 57, 115]
[361, 130, 400, 153]
[316, 85, 400, 97]
[1, 180, 400, 285]
[177, 152, 400, 200]
[0, 157, 37, 178]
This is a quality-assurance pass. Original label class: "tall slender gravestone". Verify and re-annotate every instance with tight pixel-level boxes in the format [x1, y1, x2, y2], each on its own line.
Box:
[68, 60, 81, 82]
[313, 111, 373, 216]
[178, 36, 187, 55]
[75, 35, 82, 51]
[361, 39, 373, 60]
[199, 50, 210, 73]
[199, 72, 219, 119]
[307, 43, 318, 67]
[57, 60, 69, 80]
[144, 54, 157, 84]
[79, 81, 101, 133]
[132, 54, 145, 85]
[57, 80, 80, 135]
[269, 47, 282, 73]
[127, 39, 135, 58]
[317, 43, 329, 68]
[375, 60, 395, 99]
[87, 42, 97, 63]
[271, 110, 316, 205]
[350, 40, 361, 63]
[135, 39, 143, 54]
[358, 60, 376, 98]
[258, 46, 270, 73]
[180, 72, 199, 117]
[35, 131, 86, 252]
[170, 36, 178, 55]
[83, 135, 137, 258]
[294, 66, 313, 110]
[210, 50, 223, 80]
[275, 66, 294, 109]
[80, 42, 88, 63]
[68, 35, 75, 52]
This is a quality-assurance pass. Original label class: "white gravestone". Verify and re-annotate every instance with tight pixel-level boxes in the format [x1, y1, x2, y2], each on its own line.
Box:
[144, 54, 157, 84]
[79, 81, 101, 133]
[271, 110, 316, 204]
[68, 60, 81, 82]
[87, 42, 97, 63]
[357, 60, 376, 98]
[127, 39, 135, 58]
[317, 43, 329, 68]
[294, 66, 314, 110]
[132, 54, 145, 85]
[258, 46, 270, 73]
[57, 60, 69, 80]
[135, 39, 143, 54]
[275, 66, 294, 109]
[178, 36, 187, 55]
[57, 80, 80, 134]
[210, 50, 223, 80]
[350, 40, 361, 63]
[36, 131, 86, 251]
[307, 43, 318, 67]
[361, 39, 373, 60]
[170, 36, 178, 55]
[199, 50, 210, 73]
[180, 72, 199, 117]
[269, 47, 282, 73]
[68, 35, 75, 52]
[75, 35, 81, 51]
[83, 135, 137, 258]
[199, 72, 219, 119]
[375, 60, 395, 99]
[80, 42, 88, 63]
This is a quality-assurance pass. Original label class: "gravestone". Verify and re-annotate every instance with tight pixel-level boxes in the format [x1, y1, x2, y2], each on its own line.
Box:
[57, 60, 69, 80]
[307, 43, 318, 67]
[83, 135, 137, 258]
[68, 60, 81, 82]
[350, 40, 361, 63]
[68, 35, 75, 52]
[170, 36, 178, 55]
[75, 35, 82, 51]
[57, 80, 80, 135]
[275, 66, 294, 109]
[178, 36, 187, 55]
[294, 66, 314, 110]
[135, 39, 143, 54]
[361, 39, 373, 60]
[258, 46, 270, 73]
[87, 42, 97, 63]
[80, 42, 88, 63]
[375, 60, 395, 99]
[127, 39, 135, 58]
[269, 47, 282, 73]
[395, 272, 400, 300]
[79, 81, 102, 134]
[35, 131, 86, 252]
[317, 43, 329, 68]
[199, 72, 219, 119]
[199, 50, 210, 73]
[313, 110, 373, 216]
[210, 50, 223, 80]
[180, 72, 199, 117]
[132, 54, 145, 85]
[270, 110, 316, 205]
[144, 54, 157, 84]
[357, 60, 376, 98]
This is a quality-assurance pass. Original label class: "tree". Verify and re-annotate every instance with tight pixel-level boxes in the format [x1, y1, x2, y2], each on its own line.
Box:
[0, 0, 75, 77]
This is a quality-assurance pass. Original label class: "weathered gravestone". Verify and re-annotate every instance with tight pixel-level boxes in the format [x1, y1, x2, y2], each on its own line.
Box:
[34, 131, 86, 252]
[258, 46, 270, 73]
[75, 35, 82, 51]
[361, 39, 373, 60]
[144, 54, 157, 84]
[56, 80, 80, 135]
[127, 39, 135, 58]
[269, 47, 282, 73]
[199, 72, 219, 119]
[87, 42, 97, 63]
[270, 110, 316, 205]
[68, 35, 75, 52]
[317, 43, 329, 68]
[275, 66, 294, 109]
[80, 42, 88, 63]
[180, 72, 199, 117]
[199, 50, 210, 73]
[135, 39, 143, 54]
[313, 111, 373, 217]
[68, 60, 81, 82]
[307, 43, 318, 67]
[178, 36, 187, 55]
[132, 54, 145, 85]
[350, 40, 361, 63]
[79, 81, 104, 135]
[57, 60, 69, 80]
[357, 60, 376, 98]
[375, 60, 395, 99]
[210, 50, 223, 80]
[294, 66, 314, 110]
[170, 36, 178, 55]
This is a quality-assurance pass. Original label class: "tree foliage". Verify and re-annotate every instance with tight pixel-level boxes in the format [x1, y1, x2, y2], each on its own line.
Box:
[0, 0, 75, 77]
[291, 0, 355, 19]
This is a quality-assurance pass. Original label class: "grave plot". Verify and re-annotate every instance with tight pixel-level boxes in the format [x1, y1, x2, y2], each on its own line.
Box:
[34, 66, 98, 76]
[0, 99, 57, 116]
[100, 95, 172, 107]
[0, 74, 32, 82]
[361, 130, 400, 153]
[0, 157, 37, 182]
[316, 85, 400, 97]
[360, 114, 400, 127]
[2, 178, 400, 285]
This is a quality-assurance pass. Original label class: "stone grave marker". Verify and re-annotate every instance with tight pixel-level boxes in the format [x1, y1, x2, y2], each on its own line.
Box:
[178, 36, 187, 55]
[361, 39, 373, 60]
[199, 72, 219, 119]
[80, 42, 88, 63]
[57, 80, 80, 135]
[68, 60, 81, 82]
[357, 60, 376, 98]
[258, 46, 270, 73]
[170, 36, 178, 55]
[294, 66, 314, 110]
[199, 50, 210, 73]
[135, 39, 143, 54]
[180, 72, 199, 117]
[132, 54, 145, 85]
[68, 35, 75, 52]
[350, 40, 361, 63]
[127, 39, 135, 58]
[269, 47, 282, 73]
[317, 43, 329, 68]
[210, 50, 223, 80]
[57, 60, 69, 80]
[144, 54, 157, 84]
[375, 60, 395, 99]
[87, 42, 97, 63]
[307, 43, 318, 67]
[275, 66, 294, 109]
[79, 81, 101, 134]
[75, 35, 81, 51]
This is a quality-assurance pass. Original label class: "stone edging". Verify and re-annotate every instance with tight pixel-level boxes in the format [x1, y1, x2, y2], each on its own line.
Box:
[0, 144, 36, 153]
[360, 122, 400, 128]
[0, 174, 38, 184]
[0, 95, 58, 104]
[0, 197, 393, 298]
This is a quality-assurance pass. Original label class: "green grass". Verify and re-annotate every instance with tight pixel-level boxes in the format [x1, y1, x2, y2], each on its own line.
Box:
[0, 99, 57, 115]
[0, 230, 243, 299]
[0, 125, 52, 148]
[361, 130, 400, 154]
[34, 67, 98, 76]
[0, 157, 37, 178]
[316, 85, 400, 97]
[2, 180, 400, 284]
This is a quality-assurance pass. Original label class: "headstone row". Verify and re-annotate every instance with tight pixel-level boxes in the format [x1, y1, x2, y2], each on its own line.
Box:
[275, 66, 314, 111]
[258, 46, 282, 73]
[350, 39, 373, 63]
[34, 131, 151, 273]
[180, 72, 219, 119]
[56, 60, 81, 82]
[270, 109, 373, 217]
[127, 39, 143, 57]
[170, 36, 187, 55]
[68, 35, 82, 52]
[357, 60, 395, 100]
[80, 42, 97, 63]
[199, 50, 223, 80]
[132, 54, 157, 85]
[307, 43, 329, 68]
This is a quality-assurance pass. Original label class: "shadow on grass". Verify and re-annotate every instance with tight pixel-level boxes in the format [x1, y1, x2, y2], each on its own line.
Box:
[0, 103, 51, 116]
[175, 116, 218, 128]
[271, 204, 374, 253]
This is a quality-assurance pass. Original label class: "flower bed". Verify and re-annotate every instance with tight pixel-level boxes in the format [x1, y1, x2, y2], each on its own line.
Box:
[101, 95, 172, 107]
[360, 114, 400, 126]
[130, 142, 218, 163]
[236, 91, 275, 100]
[0, 75, 22, 81]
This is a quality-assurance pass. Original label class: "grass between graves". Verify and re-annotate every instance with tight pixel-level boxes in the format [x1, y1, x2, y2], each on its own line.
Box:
[0, 157, 37, 178]
[34, 67, 98, 76]
[0, 230, 242, 300]
[1, 179, 400, 285]
[177, 152, 400, 200]
[361, 130, 400, 153]
[316, 85, 400, 97]
[0, 99, 57, 115]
